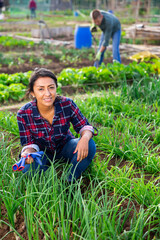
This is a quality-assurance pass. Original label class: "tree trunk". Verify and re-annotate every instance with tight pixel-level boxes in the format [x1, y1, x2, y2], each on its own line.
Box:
[102, 0, 107, 9]
[147, 0, 151, 17]
[108, 0, 115, 11]
[96, 0, 101, 9]
[135, 0, 140, 21]
[50, 0, 72, 11]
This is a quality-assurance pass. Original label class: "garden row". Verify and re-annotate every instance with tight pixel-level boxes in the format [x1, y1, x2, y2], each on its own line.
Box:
[0, 83, 160, 239]
[0, 60, 160, 102]
[0, 36, 35, 48]
[1, 82, 160, 174]
[0, 36, 95, 69]
[0, 72, 31, 101]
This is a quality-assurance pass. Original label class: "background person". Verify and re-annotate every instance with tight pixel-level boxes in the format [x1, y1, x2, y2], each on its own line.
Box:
[29, 0, 37, 18]
[17, 68, 97, 182]
[90, 9, 121, 67]
[0, 0, 3, 14]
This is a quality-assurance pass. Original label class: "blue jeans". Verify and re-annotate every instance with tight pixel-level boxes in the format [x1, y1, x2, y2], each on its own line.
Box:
[30, 8, 36, 18]
[94, 28, 121, 67]
[24, 138, 96, 182]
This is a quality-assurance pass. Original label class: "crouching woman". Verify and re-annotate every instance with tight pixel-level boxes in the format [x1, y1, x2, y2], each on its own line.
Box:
[17, 68, 97, 182]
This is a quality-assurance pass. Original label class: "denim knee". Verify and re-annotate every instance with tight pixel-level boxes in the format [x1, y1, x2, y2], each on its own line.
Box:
[67, 138, 96, 182]
[88, 138, 96, 160]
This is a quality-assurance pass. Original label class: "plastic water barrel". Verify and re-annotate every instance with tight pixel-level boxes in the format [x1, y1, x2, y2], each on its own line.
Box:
[74, 25, 92, 49]
[108, 10, 114, 14]
[74, 11, 79, 17]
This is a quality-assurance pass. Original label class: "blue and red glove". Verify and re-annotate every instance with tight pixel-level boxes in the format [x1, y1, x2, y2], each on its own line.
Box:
[12, 151, 44, 172]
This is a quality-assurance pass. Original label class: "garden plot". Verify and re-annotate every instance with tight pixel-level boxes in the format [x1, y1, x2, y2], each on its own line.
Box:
[0, 36, 99, 75]
[0, 29, 160, 239]
[0, 35, 137, 75]
[0, 77, 160, 239]
[1, 59, 160, 104]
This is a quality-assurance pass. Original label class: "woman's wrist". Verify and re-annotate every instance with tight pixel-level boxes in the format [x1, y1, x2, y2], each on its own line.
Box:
[81, 130, 92, 141]
[21, 144, 39, 154]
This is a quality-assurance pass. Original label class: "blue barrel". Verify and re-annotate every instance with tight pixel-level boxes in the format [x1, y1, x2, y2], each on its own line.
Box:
[74, 11, 79, 17]
[74, 25, 92, 49]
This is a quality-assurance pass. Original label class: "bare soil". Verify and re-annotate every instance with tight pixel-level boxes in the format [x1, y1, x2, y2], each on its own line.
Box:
[0, 33, 133, 75]
[0, 54, 132, 75]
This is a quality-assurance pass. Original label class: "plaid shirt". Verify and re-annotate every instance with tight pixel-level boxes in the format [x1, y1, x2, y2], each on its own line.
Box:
[17, 96, 95, 154]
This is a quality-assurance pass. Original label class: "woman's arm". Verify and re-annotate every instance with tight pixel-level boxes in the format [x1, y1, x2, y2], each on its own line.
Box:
[17, 112, 35, 146]
[73, 130, 92, 162]
[17, 111, 37, 164]
[70, 99, 97, 161]
[70, 99, 94, 135]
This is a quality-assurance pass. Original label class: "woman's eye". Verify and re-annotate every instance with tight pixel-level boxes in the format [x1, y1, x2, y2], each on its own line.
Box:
[50, 86, 55, 89]
[39, 88, 43, 91]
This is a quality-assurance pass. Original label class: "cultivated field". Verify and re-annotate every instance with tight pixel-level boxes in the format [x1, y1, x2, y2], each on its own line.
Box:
[0, 9, 160, 240]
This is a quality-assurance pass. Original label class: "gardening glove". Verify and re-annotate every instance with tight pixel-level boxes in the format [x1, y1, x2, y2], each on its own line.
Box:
[12, 156, 26, 171]
[90, 23, 97, 33]
[95, 51, 101, 61]
[12, 151, 44, 172]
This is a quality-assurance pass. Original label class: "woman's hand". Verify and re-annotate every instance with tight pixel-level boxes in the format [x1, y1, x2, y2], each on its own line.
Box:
[73, 130, 92, 162]
[21, 152, 34, 164]
[25, 156, 34, 164]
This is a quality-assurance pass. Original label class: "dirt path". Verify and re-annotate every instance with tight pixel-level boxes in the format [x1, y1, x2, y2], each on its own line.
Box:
[0, 102, 26, 112]
[0, 92, 105, 112]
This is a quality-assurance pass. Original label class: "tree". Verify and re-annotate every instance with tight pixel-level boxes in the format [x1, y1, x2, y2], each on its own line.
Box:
[96, 0, 101, 8]
[108, 0, 115, 11]
[50, 0, 72, 11]
[135, 0, 140, 20]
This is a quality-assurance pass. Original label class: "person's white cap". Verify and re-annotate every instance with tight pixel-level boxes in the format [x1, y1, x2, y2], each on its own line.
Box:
[21, 144, 40, 154]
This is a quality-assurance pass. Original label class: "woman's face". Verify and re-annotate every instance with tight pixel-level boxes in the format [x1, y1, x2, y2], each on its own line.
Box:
[31, 77, 57, 109]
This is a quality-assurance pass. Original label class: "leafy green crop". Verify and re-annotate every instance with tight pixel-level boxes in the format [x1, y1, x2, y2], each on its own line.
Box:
[0, 36, 34, 48]
[0, 71, 31, 102]
[8, 83, 26, 100]
[0, 71, 32, 86]
[0, 90, 9, 102]
[0, 60, 159, 103]
[58, 61, 159, 87]
[0, 73, 9, 84]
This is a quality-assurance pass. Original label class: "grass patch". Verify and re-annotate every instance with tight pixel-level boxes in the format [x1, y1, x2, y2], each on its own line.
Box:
[0, 84, 160, 239]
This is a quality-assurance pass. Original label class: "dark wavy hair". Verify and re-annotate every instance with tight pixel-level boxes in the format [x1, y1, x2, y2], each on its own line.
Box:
[28, 68, 58, 94]
[91, 9, 101, 20]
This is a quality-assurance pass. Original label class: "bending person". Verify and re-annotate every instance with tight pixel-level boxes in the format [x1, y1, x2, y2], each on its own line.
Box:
[17, 68, 97, 182]
[90, 9, 121, 67]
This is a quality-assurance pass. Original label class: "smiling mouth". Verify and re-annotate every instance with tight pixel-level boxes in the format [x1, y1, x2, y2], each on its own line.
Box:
[44, 98, 52, 101]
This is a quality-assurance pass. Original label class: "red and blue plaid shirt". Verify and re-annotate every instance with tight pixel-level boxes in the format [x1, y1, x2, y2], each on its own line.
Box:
[17, 96, 96, 154]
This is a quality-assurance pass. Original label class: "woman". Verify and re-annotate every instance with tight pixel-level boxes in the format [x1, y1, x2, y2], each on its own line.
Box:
[17, 68, 97, 182]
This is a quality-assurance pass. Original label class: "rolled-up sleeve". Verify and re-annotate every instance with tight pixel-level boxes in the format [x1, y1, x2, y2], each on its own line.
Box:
[70, 99, 95, 136]
[17, 112, 35, 146]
